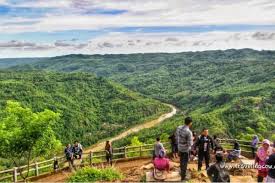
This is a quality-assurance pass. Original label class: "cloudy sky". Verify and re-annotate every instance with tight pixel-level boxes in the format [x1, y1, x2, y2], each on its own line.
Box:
[0, 0, 275, 58]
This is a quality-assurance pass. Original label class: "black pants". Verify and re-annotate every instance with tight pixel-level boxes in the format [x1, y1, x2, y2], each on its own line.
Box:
[198, 151, 210, 171]
[251, 147, 257, 158]
[106, 155, 112, 166]
[179, 151, 189, 180]
[257, 175, 264, 182]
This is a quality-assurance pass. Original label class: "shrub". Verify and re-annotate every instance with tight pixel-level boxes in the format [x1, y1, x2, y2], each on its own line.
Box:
[68, 167, 123, 182]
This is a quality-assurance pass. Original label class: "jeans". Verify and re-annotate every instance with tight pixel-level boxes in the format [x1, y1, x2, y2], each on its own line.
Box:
[179, 151, 189, 180]
[198, 151, 210, 171]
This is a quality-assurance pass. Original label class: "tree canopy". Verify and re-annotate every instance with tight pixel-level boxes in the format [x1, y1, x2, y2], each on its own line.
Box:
[0, 101, 61, 179]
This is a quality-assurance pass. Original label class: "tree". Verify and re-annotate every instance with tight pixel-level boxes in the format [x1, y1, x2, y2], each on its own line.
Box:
[128, 136, 143, 157]
[0, 101, 61, 180]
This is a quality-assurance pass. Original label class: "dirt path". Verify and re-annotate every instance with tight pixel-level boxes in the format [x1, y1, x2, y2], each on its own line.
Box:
[36, 158, 152, 182]
[85, 104, 177, 152]
[35, 104, 176, 182]
[36, 158, 257, 183]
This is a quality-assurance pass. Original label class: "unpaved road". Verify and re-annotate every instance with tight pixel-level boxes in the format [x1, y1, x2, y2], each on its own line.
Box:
[34, 104, 177, 182]
[85, 104, 177, 152]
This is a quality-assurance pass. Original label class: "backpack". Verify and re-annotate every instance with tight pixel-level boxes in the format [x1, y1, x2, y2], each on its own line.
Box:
[215, 163, 230, 182]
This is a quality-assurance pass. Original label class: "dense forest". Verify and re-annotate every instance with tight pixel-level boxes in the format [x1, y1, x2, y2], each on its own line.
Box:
[0, 71, 169, 146]
[1, 48, 275, 142]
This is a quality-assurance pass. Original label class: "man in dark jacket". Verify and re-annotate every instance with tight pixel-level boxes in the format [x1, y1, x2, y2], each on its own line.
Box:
[195, 128, 214, 171]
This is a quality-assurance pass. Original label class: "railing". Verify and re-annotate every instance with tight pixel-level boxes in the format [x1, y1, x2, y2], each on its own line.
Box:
[0, 139, 255, 182]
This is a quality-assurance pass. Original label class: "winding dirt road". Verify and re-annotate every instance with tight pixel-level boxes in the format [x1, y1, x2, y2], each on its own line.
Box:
[34, 104, 177, 182]
[85, 104, 177, 152]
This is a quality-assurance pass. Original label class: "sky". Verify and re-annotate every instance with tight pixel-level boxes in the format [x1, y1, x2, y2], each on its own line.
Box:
[0, 0, 275, 58]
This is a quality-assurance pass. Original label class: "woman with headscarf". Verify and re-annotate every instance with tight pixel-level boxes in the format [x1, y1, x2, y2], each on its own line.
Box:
[105, 141, 113, 166]
[256, 139, 273, 182]
[251, 135, 259, 158]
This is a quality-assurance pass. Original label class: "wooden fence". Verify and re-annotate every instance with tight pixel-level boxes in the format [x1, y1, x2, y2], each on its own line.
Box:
[0, 139, 255, 182]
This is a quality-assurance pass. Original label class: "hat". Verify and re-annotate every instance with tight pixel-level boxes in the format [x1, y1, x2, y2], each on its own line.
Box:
[262, 139, 270, 146]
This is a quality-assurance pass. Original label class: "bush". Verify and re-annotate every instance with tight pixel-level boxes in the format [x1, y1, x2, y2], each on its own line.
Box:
[68, 167, 123, 182]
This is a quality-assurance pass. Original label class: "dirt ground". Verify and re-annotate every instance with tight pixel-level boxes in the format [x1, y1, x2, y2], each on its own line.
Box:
[35, 157, 258, 182]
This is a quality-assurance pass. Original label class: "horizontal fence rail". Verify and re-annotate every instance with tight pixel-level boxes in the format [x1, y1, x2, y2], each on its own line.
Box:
[0, 139, 257, 182]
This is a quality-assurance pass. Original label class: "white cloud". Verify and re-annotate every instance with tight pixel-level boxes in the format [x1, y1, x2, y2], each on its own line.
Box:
[86, 31, 275, 54]
[0, 0, 275, 33]
[0, 0, 7, 5]
[1, 31, 275, 58]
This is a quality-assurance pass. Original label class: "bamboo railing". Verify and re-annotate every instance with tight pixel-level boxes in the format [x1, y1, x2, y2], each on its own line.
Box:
[0, 139, 256, 182]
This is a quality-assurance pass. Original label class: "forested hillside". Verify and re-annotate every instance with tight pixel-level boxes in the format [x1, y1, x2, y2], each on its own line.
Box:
[4, 49, 275, 140]
[0, 71, 169, 146]
[0, 58, 45, 69]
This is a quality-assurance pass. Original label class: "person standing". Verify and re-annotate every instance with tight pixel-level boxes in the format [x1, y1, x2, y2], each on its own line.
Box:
[154, 137, 165, 159]
[176, 117, 193, 181]
[73, 141, 83, 161]
[266, 141, 275, 183]
[105, 141, 113, 166]
[169, 132, 178, 159]
[256, 139, 272, 182]
[64, 144, 75, 171]
[195, 128, 214, 171]
[251, 135, 259, 158]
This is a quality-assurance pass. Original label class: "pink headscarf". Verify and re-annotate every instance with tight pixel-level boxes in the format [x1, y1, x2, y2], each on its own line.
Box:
[256, 139, 272, 172]
[257, 140, 271, 160]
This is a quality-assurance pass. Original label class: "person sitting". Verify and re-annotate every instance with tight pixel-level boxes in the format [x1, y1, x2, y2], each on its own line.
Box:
[153, 137, 165, 159]
[207, 153, 230, 182]
[153, 150, 170, 181]
[227, 140, 241, 161]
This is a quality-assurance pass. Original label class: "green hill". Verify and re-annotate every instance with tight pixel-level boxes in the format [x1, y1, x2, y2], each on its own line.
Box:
[0, 71, 169, 146]
[0, 58, 45, 69]
[6, 49, 275, 140]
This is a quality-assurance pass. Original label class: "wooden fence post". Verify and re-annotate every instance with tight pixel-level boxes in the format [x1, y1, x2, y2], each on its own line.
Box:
[35, 162, 39, 176]
[13, 167, 17, 183]
[89, 151, 93, 166]
[124, 146, 127, 158]
[140, 146, 142, 157]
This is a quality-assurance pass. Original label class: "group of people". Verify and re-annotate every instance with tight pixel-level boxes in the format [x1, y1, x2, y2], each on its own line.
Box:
[63, 117, 275, 183]
[153, 117, 275, 183]
[64, 141, 83, 168]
